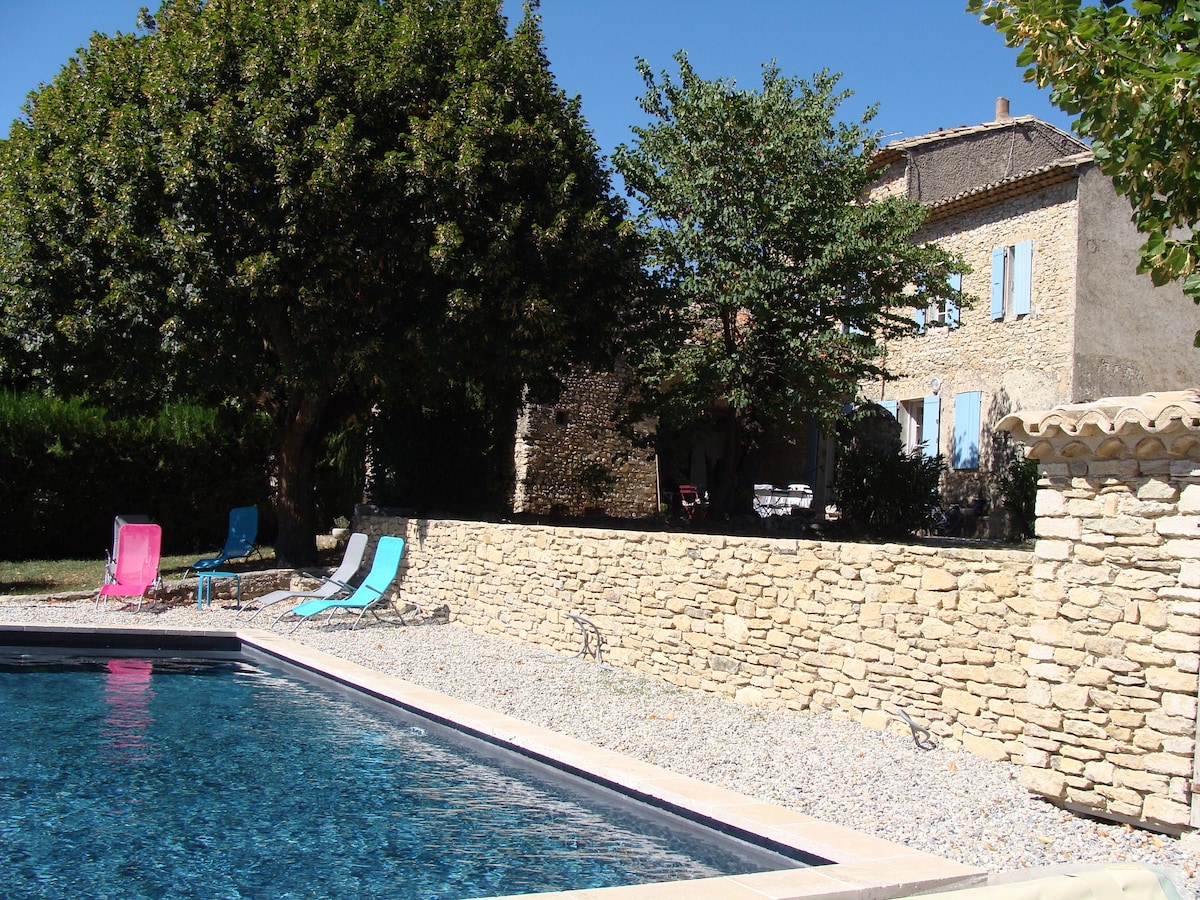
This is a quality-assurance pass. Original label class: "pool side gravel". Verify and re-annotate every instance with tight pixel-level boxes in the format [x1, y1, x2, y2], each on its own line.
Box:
[2, 594, 1197, 899]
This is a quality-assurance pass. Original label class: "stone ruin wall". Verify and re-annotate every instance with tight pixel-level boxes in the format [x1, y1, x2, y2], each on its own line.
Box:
[512, 364, 658, 518]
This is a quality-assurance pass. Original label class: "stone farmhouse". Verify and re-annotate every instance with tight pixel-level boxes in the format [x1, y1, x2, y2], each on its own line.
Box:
[862, 99, 1200, 530]
[512, 99, 1200, 526]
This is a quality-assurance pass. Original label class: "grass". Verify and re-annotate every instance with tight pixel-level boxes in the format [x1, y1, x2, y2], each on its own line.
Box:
[0, 548, 279, 597]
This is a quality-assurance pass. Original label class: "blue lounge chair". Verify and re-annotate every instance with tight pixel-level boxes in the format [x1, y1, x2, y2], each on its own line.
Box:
[243, 532, 369, 621]
[272, 535, 407, 633]
[189, 506, 260, 573]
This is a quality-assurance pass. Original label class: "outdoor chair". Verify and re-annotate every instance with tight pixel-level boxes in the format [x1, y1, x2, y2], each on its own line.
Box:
[272, 535, 407, 633]
[679, 485, 707, 521]
[104, 514, 151, 585]
[96, 523, 163, 611]
[243, 531, 369, 621]
[189, 506, 260, 573]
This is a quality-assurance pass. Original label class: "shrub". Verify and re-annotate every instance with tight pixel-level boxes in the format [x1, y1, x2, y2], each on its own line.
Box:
[833, 407, 945, 540]
[994, 444, 1038, 543]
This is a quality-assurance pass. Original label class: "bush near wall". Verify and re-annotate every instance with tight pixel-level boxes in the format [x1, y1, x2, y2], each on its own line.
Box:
[0, 392, 273, 560]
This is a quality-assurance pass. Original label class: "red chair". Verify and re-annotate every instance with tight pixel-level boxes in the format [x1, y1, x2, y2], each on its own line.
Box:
[96, 524, 163, 611]
[679, 485, 707, 521]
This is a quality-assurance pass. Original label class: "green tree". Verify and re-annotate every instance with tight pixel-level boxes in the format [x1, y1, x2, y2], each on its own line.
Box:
[612, 54, 962, 516]
[968, 0, 1200, 336]
[0, 0, 640, 563]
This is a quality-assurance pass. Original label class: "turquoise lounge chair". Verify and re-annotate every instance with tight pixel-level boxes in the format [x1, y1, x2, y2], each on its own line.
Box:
[243, 532, 369, 621]
[272, 535, 407, 633]
[189, 506, 260, 573]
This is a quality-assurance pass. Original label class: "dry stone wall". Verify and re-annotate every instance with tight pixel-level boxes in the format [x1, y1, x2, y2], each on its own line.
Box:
[1000, 392, 1200, 832]
[357, 507, 1035, 760]
[357, 390, 1200, 833]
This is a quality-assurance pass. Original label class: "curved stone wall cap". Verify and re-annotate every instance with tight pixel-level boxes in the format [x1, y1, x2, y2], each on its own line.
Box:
[997, 390, 1200, 442]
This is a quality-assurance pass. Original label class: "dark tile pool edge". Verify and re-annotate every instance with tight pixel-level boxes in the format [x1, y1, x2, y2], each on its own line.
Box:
[1, 622, 987, 900]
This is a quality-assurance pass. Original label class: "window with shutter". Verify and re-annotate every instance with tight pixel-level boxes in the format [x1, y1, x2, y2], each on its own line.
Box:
[990, 242, 1034, 321]
[921, 395, 940, 458]
[953, 391, 982, 469]
[990, 247, 1006, 320]
[946, 273, 961, 328]
[1013, 241, 1032, 315]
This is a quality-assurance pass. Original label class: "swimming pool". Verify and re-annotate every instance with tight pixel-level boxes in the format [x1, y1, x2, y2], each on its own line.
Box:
[2, 653, 799, 897]
[0, 624, 986, 900]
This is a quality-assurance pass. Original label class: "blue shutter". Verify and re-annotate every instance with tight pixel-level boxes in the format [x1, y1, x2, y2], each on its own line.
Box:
[946, 273, 961, 328]
[990, 247, 1006, 319]
[1013, 240, 1033, 315]
[921, 395, 940, 457]
[879, 400, 898, 418]
[953, 391, 982, 470]
[914, 306, 926, 333]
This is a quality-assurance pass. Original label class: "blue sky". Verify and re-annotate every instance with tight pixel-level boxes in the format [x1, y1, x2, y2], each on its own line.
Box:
[0, 1, 1076, 163]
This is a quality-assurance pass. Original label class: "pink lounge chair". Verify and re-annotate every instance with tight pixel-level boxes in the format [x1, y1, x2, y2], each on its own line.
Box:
[96, 523, 163, 611]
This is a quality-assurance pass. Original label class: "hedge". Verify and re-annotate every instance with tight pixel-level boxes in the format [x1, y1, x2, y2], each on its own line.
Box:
[0, 392, 273, 561]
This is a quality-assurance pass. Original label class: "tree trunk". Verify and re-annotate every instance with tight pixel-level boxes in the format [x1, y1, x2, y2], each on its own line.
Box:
[709, 407, 746, 518]
[274, 391, 329, 566]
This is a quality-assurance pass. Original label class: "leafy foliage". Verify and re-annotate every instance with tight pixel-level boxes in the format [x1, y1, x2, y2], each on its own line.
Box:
[833, 408, 945, 540]
[968, 0, 1200, 338]
[0, 391, 272, 560]
[0, 0, 641, 563]
[612, 54, 963, 515]
[993, 439, 1039, 543]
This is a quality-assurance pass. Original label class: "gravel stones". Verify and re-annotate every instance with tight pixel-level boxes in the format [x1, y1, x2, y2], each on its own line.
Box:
[3, 596, 1198, 897]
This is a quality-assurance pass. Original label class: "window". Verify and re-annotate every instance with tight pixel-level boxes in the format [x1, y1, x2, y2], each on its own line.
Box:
[914, 273, 961, 333]
[990, 241, 1032, 320]
[880, 397, 939, 457]
[953, 391, 982, 470]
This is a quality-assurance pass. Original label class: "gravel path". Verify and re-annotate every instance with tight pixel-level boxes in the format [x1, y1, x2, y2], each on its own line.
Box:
[3, 595, 1199, 898]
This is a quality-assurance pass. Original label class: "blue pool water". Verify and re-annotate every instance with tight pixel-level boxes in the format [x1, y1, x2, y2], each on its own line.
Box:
[0, 653, 804, 899]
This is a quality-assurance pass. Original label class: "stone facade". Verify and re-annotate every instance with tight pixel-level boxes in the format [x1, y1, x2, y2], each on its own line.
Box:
[353, 391, 1200, 834]
[863, 177, 1081, 494]
[512, 363, 658, 518]
[862, 109, 1200, 526]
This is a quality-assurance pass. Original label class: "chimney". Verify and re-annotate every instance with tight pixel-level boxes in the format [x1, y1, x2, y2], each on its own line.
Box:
[995, 97, 1012, 122]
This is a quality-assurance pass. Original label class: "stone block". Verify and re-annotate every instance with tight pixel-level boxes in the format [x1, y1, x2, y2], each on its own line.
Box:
[1160, 692, 1197, 719]
[723, 614, 750, 644]
[1115, 769, 1170, 793]
[1035, 539, 1073, 561]
[1156, 515, 1200, 537]
[1145, 667, 1197, 693]
[1143, 752, 1192, 777]
[735, 687, 765, 706]
[1039, 513, 1086, 540]
[962, 733, 1009, 761]
[940, 687, 984, 717]
[1029, 620, 1076, 647]
[1083, 760, 1115, 785]
[1021, 767, 1068, 799]
[1142, 796, 1192, 829]
[1050, 683, 1091, 710]
[860, 708, 891, 732]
